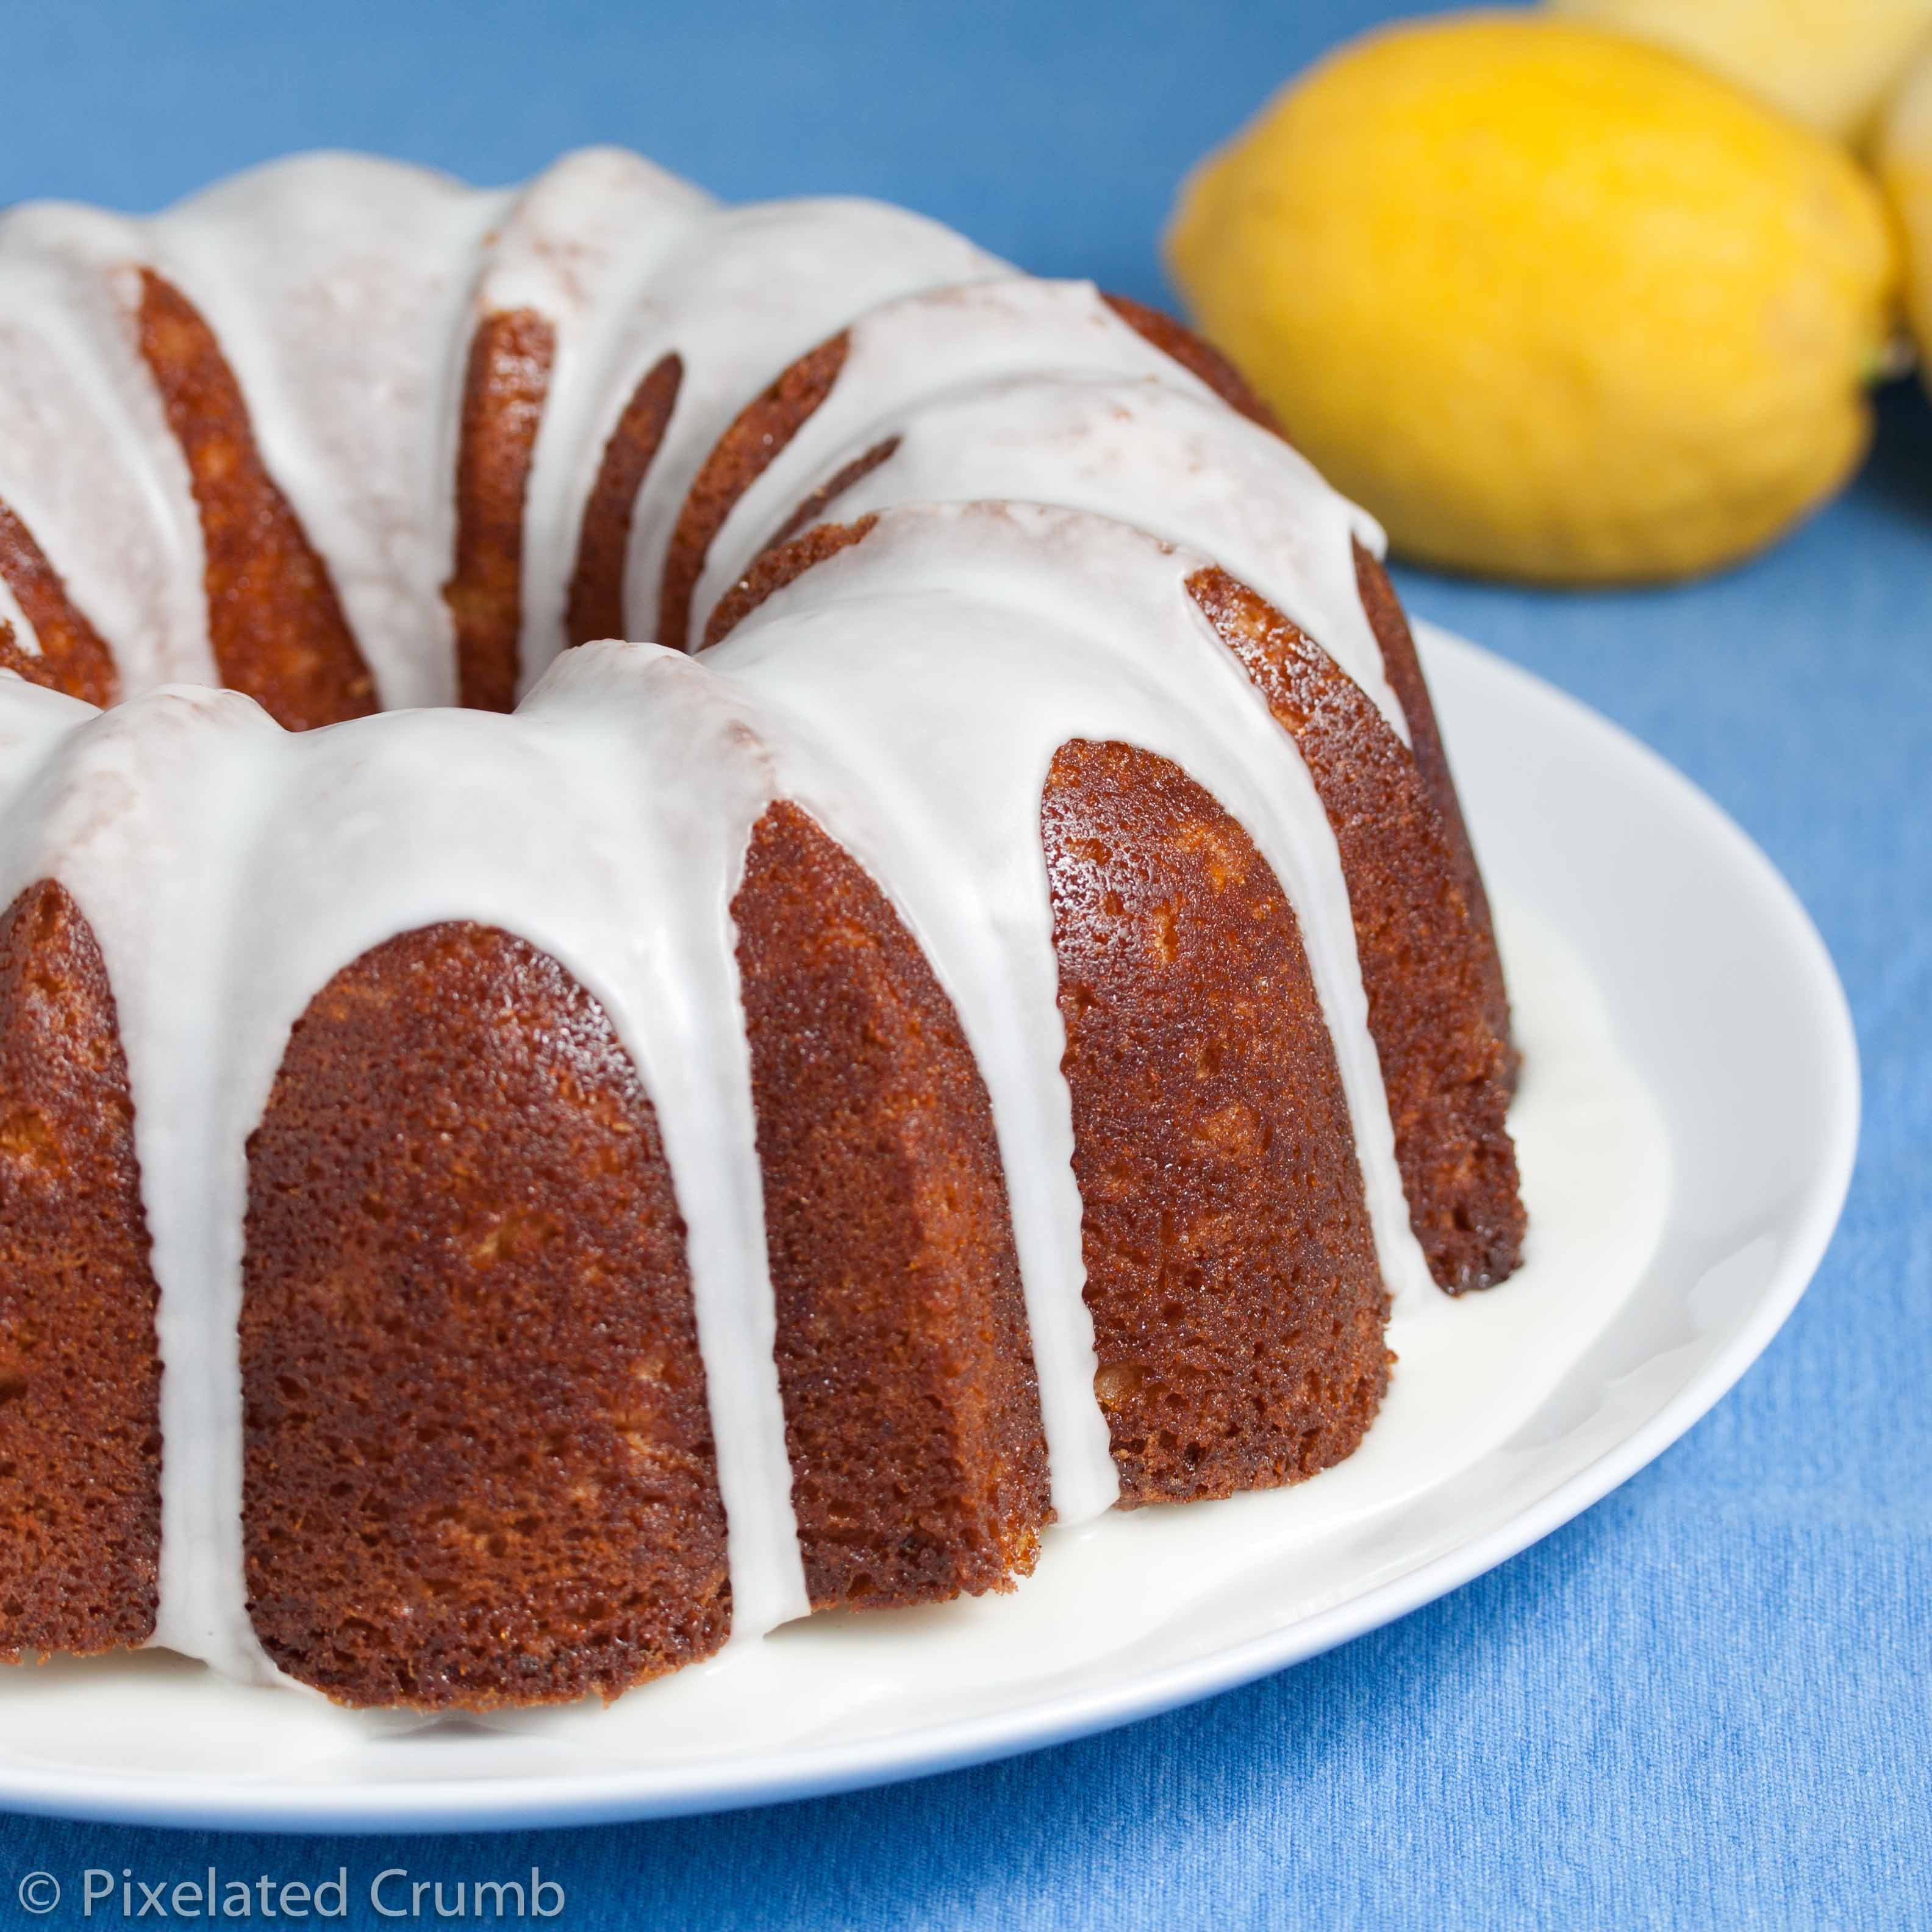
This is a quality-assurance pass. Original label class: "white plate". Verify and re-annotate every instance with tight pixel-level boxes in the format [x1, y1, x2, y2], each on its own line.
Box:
[0, 624, 1858, 1833]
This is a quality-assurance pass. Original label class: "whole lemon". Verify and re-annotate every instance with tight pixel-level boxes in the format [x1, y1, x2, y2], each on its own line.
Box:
[1165, 14, 1900, 584]
[1878, 35, 1932, 389]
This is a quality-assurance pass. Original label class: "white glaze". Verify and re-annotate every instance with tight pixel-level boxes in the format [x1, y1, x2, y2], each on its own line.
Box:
[699, 363, 1406, 740]
[149, 156, 512, 711]
[479, 148, 716, 685]
[0, 573, 37, 659]
[0, 205, 212, 696]
[599, 198, 1009, 676]
[0, 149, 1483, 1697]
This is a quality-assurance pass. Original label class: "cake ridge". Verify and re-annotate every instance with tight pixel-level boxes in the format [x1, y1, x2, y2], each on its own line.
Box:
[696, 501, 1444, 1515]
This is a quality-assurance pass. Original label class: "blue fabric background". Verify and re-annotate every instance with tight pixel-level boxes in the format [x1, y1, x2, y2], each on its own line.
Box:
[1, 1, 1926, 1923]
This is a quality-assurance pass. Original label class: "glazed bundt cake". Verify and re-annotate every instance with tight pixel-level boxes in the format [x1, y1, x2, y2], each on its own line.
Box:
[0, 147, 1523, 1709]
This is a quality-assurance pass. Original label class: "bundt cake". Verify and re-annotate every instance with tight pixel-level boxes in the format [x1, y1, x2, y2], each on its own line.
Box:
[0, 147, 1523, 1710]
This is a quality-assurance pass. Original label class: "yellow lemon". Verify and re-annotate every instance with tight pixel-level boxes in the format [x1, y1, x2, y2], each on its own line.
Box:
[1165, 13, 1900, 584]
[1551, 0, 1932, 147]
[1878, 35, 1932, 387]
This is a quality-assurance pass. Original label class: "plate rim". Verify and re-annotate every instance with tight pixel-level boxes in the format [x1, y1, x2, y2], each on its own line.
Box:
[0, 624, 1860, 1834]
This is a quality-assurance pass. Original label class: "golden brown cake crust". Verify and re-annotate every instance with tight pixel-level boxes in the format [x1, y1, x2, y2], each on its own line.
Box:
[446, 309, 557, 712]
[0, 498, 118, 709]
[241, 921, 728, 1709]
[0, 880, 160, 1660]
[1043, 740, 1392, 1503]
[734, 802, 1051, 1609]
[659, 332, 850, 652]
[136, 271, 375, 733]
[1352, 540, 1515, 1071]
[1189, 567, 1523, 1292]
[760, 436, 901, 560]
[703, 515, 879, 650]
[566, 351, 682, 649]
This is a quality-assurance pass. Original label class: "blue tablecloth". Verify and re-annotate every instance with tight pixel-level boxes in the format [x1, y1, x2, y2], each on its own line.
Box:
[3, 1, 1927, 1922]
